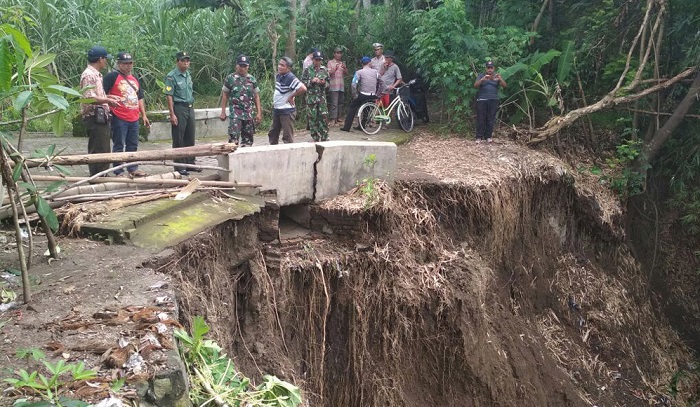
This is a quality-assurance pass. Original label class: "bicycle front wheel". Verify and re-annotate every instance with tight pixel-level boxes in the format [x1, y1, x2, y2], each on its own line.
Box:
[358, 102, 383, 135]
[397, 101, 415, 132]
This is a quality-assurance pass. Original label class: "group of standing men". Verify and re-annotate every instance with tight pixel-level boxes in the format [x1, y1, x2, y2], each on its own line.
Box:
[80, 46, 199, 177]
[219, 43, 403, 146]
[79, 43, 412, 179]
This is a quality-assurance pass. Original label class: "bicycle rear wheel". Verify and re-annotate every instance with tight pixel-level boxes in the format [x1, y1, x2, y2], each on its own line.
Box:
[397, 101, 415, 132]
[358, 102, 383, 135]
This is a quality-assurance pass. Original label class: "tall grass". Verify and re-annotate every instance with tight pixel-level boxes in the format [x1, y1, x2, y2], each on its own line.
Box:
[0, 0, 421, 118]
[0, 0, 237, 109]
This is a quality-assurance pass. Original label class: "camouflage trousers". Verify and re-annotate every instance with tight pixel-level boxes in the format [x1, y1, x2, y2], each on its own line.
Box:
[307, 103, 329, 142]
[228, 118, 255, 146]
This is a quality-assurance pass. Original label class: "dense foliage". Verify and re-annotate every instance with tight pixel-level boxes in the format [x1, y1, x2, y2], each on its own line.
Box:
[0, 0, 698, 221]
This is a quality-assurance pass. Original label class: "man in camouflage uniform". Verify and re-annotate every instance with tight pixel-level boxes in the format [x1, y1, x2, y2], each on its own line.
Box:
[301, 51, 330, 142]
[219, 54, 262, 146]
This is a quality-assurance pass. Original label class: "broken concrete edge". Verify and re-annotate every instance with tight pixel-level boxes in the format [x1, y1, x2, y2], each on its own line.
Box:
[218, 141, 398, 207]
[126, 196, 264, 249]
[77, 192, 214, 244]
[313, 141, 397, 203]
[132, 194, 282, 406]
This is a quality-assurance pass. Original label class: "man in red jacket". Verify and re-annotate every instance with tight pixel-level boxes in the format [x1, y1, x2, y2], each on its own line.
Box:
[103, 51, 151, 177]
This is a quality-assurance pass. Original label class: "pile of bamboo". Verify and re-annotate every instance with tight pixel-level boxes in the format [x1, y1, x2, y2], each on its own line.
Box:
[0, 143, 254, 219]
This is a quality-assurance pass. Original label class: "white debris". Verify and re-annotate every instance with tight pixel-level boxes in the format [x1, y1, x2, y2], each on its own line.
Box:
[0, 302, 17, 312]
[155, 322, 168, 334]
[124, 352, 145, 374]
[155, 296, 171, 304]
[93, 397, 124, 407]
[148, 281, 169, 291]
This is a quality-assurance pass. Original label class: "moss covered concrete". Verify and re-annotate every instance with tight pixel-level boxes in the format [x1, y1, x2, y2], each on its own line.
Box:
[80, 192, 265, 249]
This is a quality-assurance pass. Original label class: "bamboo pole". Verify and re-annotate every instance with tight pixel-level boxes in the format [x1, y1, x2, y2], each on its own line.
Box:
[32, 175, 256, 188]
[22, 143, 238, 168]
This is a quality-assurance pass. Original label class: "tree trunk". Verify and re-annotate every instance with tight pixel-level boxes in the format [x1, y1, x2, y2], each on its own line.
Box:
[643, 71, 700, 164]
[268, 19, 280, 71]
[21, 143, 238, 168]
[285, 0, 297, 60]
[530, 0, 549, 46]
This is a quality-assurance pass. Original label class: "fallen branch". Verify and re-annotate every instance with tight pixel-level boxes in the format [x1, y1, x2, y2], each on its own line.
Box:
[529, 67, 697, 144]
[22, 143, 238, 168]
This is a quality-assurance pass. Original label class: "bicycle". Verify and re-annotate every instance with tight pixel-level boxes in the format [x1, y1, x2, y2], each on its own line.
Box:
[357, 83, 415, 135]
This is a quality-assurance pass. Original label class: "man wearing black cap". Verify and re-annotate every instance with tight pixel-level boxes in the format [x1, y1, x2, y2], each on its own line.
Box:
[301, 51, 330, 142]
[103, 51, 150, 177]
[473, 60, 507, 143]
[164, 51, 195, 175]
[80, 46, 122, 176]
[219, 54, 262, 147]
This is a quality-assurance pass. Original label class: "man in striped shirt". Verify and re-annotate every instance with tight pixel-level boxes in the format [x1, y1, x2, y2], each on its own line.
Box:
[268, 57, 307, 144]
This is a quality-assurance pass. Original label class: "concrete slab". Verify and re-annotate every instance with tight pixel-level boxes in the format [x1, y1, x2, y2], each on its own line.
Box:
[314, 141, 397, 202]
[217, 143, 318, 206]
[80, 192, 265, 249]
[147, 108, 228, 141]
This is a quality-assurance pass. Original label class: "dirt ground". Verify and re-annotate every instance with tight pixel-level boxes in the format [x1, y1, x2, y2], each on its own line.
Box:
[1, 129, 696, 406]
[0, 127, 427, 405]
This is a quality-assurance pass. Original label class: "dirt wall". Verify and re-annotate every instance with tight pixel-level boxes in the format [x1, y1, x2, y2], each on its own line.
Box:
[164, 173, 697, 406]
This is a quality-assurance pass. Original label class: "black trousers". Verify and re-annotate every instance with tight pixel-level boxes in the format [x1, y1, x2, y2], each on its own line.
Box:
[84, 115, 111, 176]
[342, 94, 377, 131]
[172, 103, 195, 171]
[475, 99, 499, 140]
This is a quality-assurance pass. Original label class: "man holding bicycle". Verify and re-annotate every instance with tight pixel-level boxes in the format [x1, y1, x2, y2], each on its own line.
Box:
[379, 51, 402, 108]
[340, 56, 381, 132]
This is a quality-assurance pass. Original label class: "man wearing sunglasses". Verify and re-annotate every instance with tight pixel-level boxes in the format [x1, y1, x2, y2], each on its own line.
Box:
[103, 51, 150, 177]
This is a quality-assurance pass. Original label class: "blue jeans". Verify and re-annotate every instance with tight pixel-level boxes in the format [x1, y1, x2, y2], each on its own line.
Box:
[111, 116, 139, 174]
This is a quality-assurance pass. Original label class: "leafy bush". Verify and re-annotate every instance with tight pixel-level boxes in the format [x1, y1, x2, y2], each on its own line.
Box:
[586, 138, 649, 199]
[409, 0, 485, 128]
[3, 351, 97, 406]
[174, 316, 303, 407]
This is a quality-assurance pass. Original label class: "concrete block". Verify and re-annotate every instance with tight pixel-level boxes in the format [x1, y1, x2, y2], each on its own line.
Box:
[146, 108, 228, 141]
[314, 141, 397, 202]
[218, 143, 317, 206]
